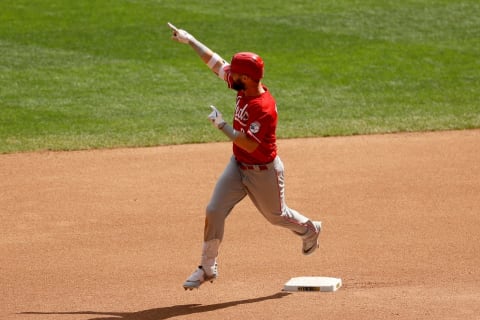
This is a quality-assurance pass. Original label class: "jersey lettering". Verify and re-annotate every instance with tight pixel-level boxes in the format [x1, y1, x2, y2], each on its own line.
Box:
[225, 69, 277, 164]
[235, 104, 249, 126]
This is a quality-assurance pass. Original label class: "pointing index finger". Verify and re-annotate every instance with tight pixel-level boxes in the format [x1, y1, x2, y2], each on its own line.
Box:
[167, 22, 178, 32]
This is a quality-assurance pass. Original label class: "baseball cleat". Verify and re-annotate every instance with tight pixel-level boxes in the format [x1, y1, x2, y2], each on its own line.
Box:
[302, 221, 322, 255]
[183, 264, 218, 290]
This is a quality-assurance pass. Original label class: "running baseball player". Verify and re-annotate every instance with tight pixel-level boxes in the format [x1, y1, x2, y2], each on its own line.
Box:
[167, 23, 322, 290]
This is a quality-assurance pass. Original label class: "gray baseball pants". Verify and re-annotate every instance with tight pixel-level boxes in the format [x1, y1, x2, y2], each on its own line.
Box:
[204, 155, 312, 242]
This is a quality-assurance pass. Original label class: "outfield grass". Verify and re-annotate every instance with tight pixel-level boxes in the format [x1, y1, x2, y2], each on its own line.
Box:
[0, 0, 479, 153]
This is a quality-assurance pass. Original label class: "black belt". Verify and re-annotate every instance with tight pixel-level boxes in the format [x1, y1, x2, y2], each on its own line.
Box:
[238, 163, 269, 171]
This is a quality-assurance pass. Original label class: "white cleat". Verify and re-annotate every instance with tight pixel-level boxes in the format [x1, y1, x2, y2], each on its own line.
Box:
[183, 264, 218, 290]
[302, 221, 322, 255]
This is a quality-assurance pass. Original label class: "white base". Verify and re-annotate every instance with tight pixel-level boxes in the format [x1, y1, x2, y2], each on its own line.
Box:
[283, 276, 342, 292]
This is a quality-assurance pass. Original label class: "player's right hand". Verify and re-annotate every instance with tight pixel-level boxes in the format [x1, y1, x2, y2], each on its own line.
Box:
[167, 22, 193, 44]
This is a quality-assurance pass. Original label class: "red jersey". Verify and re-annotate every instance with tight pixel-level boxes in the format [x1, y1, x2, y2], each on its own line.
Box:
[231, 86, 278, 164]
[222, 65, 277, 164]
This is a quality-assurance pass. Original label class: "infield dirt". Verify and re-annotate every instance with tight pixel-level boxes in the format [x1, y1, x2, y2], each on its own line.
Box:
[2, 130, 479, 320]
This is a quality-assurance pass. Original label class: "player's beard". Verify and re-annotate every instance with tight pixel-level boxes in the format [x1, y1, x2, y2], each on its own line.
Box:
[232, 79, 246, 91]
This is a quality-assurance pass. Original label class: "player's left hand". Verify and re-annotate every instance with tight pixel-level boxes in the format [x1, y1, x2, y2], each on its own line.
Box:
[208, 105, 226, 128]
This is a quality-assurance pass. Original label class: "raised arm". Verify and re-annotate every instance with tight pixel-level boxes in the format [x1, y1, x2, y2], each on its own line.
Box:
[167, 22, 229, 81]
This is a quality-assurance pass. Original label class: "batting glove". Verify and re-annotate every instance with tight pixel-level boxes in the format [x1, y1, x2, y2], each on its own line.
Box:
[167, 22, 193, 44]
[208, 105, 226, 129]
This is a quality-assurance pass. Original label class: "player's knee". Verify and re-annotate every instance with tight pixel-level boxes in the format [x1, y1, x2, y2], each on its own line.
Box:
[206, 203, 221, 218]
[206, 203, 230, 224]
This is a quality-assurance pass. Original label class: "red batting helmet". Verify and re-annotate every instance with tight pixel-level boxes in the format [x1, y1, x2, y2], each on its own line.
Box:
[230, 52, 264, 81]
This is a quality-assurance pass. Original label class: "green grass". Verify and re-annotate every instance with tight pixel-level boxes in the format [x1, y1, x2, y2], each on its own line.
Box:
[1, 0, 479, 153]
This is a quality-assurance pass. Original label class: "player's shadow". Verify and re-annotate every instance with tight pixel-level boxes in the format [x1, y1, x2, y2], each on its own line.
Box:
[20, 292, 290, 320]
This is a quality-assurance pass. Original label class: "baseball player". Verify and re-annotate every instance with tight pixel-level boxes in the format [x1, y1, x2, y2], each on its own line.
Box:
[167, 23, 322, 290]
